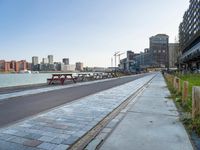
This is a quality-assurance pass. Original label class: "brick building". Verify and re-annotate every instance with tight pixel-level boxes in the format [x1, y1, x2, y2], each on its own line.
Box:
[0, 60, 28, 72]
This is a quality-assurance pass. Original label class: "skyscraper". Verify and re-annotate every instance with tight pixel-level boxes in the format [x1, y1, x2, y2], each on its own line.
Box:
[48, 55, 53, 64]
[32, 56, 39, 66]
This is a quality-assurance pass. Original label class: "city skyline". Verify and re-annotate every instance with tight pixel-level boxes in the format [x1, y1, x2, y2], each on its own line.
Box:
[0, 0, 189, 67]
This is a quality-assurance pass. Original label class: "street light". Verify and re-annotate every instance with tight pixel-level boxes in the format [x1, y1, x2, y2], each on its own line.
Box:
[114, 51, 120, 75]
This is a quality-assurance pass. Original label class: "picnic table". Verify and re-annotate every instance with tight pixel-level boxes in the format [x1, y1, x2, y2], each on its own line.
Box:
[48, 73, 77, 85]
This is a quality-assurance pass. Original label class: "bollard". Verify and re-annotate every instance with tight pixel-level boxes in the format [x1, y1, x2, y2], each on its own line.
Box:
[192, 86, 200, 119]
[182, 81, 189, 103]
[169, 74, 173, 85]
[173, 77, 181, 92]
[177, 78, 181, 93]
[173, 77, 177, 89]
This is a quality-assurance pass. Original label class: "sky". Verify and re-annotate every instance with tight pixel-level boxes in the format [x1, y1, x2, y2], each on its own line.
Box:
[0, 0, 189, 67]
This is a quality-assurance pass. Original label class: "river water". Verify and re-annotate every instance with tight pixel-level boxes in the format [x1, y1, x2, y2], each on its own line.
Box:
[0, 73, 53, 88]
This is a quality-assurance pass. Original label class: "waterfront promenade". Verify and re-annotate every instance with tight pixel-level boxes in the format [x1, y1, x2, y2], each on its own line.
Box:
[0, 73, 154, 149]
[0, 73, 193, 150]
[0, 74, 149, 127]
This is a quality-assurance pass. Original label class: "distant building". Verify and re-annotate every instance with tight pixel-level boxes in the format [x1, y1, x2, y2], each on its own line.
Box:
[119, 51, 140, 72]
[32, 56, 39, 71]
[42, 58, 48, 64]
[0, 60, 28, 72]
[10, 61, 17, 72]
[149, 34, 169, 68]
[84, 67, 106, 72]
[63, 58, 69, 65]
[54, 62, 62, 71]
[75, 62, 83, 71]
[32, 56, 39, 66]
[125, 51, 136, 71]
[27, 62, 32, 70]
[17, 60, 27, 71]
[168, 43, 179, 68]
[134, 51, 151, 69]
[0, 60, 4, 71]
[179, 0, 200, 70]
[48, 55, 54, 64]
[61, 64, 75, 72]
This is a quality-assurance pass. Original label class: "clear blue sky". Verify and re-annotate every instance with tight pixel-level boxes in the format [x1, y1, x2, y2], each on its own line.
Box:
[0, 0, 189, 67]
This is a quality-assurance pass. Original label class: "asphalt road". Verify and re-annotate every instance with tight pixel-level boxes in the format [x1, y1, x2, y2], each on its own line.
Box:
[0, 74, 150, 128]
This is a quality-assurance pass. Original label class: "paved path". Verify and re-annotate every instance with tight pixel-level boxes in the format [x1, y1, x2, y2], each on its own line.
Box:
[0, 74, 155, 150]
[0, 74, 149, 127]
[100, 73, 193, 150]
[0, 75, 141, 100]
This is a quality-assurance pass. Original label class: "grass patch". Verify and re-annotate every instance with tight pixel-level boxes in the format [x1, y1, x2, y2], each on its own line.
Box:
[178, 74, 200, 94]
[164, 73, 200, 136]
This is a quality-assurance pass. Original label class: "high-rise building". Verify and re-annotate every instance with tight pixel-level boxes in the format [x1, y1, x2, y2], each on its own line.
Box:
[42, 58, 48, 64]
[48, 55, 53, 64]
[149, 34, 169, 68]
[32, 56, 39, 71]
[63, 58, 69, 65]
[179, 0, 200, 70]
[32, 56, 39, 66]
[75, 62, 83, 71]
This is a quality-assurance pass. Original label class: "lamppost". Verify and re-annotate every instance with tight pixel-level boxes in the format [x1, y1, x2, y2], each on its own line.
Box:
[114, 51, 120, 75]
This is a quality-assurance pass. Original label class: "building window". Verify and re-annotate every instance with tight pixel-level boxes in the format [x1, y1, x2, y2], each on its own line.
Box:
[163, 50, 166, 53]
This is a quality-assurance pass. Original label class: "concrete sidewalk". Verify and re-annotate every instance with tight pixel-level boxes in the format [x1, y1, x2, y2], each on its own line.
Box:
[99, 73, 194, 150]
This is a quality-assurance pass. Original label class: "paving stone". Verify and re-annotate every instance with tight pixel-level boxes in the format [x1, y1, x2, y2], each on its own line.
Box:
[50, 137, 65, 144]
[25, 133, 43, 140]
[53, 144, 69, 150]
[37, 142, 57, 150]
[23, 139, 43, 147]
[0, 140, 34, 150]
[0, 133, 15, 141]
[14, 131, 29, 137]
[61, 135, 79, 145]
[38, 136, 55, 142]
[9, 136, 27, 144]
